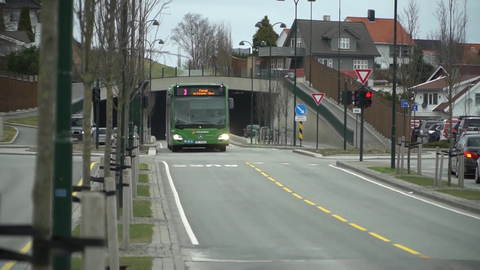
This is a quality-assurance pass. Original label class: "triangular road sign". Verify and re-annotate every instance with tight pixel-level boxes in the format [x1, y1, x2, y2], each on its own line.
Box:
[355, 69, 372, 85]
[312, 93, 325, 106]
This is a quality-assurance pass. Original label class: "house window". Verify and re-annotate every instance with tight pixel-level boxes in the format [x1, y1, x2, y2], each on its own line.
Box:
[339, 38, 350, 49]
[353, 60, 368, 69]
[317, 58, 333, 68]
[290, 38, 294, 47]
[276, 59, 283, 69]
[475, 93, 480, 105]
[290, 38, 301, 48]
[270, 59, 275, 69]
[10, 11, 20, 22]
[423, 93, 438, 105]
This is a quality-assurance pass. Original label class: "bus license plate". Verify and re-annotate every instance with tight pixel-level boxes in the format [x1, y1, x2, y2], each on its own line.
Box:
[195, 141, 207, 144]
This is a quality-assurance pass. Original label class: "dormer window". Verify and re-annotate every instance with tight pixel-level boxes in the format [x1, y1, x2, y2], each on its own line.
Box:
[290, 38, 301, 48]
[339, 38, 350, 49]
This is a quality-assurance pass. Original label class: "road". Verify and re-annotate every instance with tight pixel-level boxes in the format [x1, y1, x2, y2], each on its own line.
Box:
[0, 155, 98, 270]
[157, 143, 480, 269]
[8, 126, 37, 146]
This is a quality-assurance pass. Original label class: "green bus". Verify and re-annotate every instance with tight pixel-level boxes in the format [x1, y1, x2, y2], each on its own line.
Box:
[166, 83, 234, 152]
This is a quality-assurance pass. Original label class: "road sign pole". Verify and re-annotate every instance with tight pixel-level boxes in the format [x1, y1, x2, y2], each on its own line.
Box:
[343, 81, 348, 150]
[316, 105, 319, 149]
[360, 86, 365, 162]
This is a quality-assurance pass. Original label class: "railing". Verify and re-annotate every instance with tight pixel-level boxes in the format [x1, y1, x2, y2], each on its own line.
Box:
[149, 66, 304, 79]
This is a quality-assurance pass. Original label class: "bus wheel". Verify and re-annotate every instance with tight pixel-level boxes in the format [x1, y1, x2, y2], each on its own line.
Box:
[172, 146, 179, 152]
[218, 145, 226, 152]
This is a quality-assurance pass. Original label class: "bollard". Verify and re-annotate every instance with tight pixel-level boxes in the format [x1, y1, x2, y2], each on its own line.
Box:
[434, 147, 440, 186]
[105, 177, 119, 270]
[131, 140, 138, 199]
[400, 136, 405, 175]
[417, 137, 422, 176]
[99, 157, 105, 190]
[439, 151, 444, 187]
[125, 157, 133, 221]
[458, 152, 465, 188]
[396, 138, 401, 174]
[122, 169, 131, 250]
[81, 192, 106, 270]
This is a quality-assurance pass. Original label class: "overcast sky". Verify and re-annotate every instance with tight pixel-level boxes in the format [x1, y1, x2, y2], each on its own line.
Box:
[76, 0, 480, 67]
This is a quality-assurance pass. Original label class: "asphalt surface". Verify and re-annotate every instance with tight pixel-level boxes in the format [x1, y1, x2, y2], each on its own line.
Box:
[156, 142, 480, 270]
[0, 155, 97, 270]
[8, 126, 37, 146]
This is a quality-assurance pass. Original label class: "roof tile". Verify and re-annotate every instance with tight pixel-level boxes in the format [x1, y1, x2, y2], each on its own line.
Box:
[346, 17, 414, 45]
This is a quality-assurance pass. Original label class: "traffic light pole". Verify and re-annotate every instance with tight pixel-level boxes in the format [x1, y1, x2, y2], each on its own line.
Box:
[316, 105, 319, 149]
[343, 83, 348, 150]
[359, 86, 365, 162]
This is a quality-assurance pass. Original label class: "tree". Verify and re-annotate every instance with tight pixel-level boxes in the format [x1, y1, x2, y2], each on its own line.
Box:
[433, 0, 468, 186]
[18, 6, 34, 42]
[31, 0, 57, 268]
[6, 45, 40, 75]
[252, 16, 278, 52]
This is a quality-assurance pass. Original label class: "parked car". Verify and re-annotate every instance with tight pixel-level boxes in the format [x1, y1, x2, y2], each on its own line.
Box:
[451, 134, 480, 178]
[455, 116, 480, 142]
[243, 124, 260, 138]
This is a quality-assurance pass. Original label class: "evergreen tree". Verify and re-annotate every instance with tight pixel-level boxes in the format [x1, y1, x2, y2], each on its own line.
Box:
[252, 16, 278, 53]
[0, 4, 6, 32]
[18, 6, 34, 42]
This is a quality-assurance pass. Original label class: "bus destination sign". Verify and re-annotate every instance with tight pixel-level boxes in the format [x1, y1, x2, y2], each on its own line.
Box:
[175, 86, 224, 96]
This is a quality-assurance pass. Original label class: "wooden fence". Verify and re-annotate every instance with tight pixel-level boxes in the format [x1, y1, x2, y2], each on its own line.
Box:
[0, 70, 38, 112]
[305, 56, 409, 142]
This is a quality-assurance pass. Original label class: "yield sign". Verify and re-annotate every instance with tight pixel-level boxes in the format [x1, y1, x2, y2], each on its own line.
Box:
[312, 93, 325, 106]
[354, 69, 372, 85]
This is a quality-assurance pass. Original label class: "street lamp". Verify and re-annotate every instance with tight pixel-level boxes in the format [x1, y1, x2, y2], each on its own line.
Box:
[308, 1, 315, 88]
[391, 0, 398, 168]
[239, 40, 267, 144]
[255, 20, 286, 145]
[128, 19, 160, 27]
[277, 0, 300, 146]
[139, 38, 164, 144]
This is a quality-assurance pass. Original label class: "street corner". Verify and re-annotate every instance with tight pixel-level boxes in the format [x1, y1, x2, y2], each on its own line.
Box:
[292, 148, 324, 158]
[0, 125, 20, 145]
[334, 161, 480, 215]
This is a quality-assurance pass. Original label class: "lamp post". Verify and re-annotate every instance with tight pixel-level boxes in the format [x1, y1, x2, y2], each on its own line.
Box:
[239, 40, 267, 144]
[140, 38, 164, 144]
[254, 20, 286, 144]
[308, 1, 315, 88]
[277, 0, 300, 146]
[391, 0, 398, 168]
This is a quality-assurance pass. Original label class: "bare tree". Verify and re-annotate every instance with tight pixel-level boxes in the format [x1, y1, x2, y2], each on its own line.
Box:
[255, 80, 269, 127]
[214, 20, 233, 69]
[280, 79, 292, 145]
[433, 0, 468, 185]
[31, 0, 57, 269]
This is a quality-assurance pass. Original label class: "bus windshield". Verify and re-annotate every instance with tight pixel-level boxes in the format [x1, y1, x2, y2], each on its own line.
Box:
[174, 96, 226, 128]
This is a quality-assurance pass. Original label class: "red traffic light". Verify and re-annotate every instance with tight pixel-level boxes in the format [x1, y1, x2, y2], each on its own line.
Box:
[365, 91, 373, 98]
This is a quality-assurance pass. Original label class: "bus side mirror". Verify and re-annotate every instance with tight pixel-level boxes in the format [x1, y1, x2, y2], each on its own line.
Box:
[229, 98, 234, 109]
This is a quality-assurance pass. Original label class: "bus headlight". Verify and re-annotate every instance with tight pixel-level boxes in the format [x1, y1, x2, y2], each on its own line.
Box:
[218, 133, 229, 140]
[173, 134, 183, 140]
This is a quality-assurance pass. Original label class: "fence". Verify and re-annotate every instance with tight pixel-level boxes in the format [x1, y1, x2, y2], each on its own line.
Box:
[305, 56, 409, 141]
[0, 70, 38, 112]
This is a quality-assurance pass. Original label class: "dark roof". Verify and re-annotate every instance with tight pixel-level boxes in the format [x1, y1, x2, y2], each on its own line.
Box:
[5, 0, 41, 10]
[0, 31, 30, 43]
[414, 39, 441, 51]
[286, 19, 380, 57]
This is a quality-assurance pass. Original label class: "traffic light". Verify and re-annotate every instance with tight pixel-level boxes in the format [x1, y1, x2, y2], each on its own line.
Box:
[342, 90, 353, 105]
[354, 89, 362, 107]
[92, 87, 100, 102]
[363, 90, 373, 109]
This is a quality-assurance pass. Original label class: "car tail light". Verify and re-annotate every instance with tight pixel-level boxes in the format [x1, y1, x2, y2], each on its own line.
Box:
[461, 129, 466, 133]
[464, 151, 479, 158]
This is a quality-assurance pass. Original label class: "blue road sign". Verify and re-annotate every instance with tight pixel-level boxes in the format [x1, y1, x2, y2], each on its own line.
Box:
[401, 99, 409, 108]
[295, 104, 307, 116]
[412, 104, 418, 112]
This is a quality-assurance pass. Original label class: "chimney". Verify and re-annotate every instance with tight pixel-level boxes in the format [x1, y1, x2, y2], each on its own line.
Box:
[367, 9, 375, 22]
[323, 15, 330, 21]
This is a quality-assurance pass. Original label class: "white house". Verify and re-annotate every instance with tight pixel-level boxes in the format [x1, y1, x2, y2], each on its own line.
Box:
[275, 28, 289, 47]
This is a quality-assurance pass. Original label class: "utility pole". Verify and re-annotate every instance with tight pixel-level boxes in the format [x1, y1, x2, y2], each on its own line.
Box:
[128, 0, 136, 157]
[391, 0, 398, 168]
[119, 0, 128, 208]
[52, 0, 74, 269]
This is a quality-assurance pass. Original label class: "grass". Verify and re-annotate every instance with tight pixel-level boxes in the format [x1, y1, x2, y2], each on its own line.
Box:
[1, 126, 17, 142]
[140, 163, 149, 171]
[73, 222, 153, 243]
[72, 257, 153, 270]
[119, 200, 152, 218]
[369, 166, 416, 174]
[369, 166, 456, 187]
[437, 189, 480, 200]
[137, 185, 150, 197]
[306, 148, 389, 156]
[147, 59, 184, 78]
[139, 174, 149, 183]
[5, 115, 38, 126]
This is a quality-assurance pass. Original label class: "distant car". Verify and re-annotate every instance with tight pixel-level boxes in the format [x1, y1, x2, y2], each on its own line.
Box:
[243, 124, 260, 138]
[451, 134, 480, 178]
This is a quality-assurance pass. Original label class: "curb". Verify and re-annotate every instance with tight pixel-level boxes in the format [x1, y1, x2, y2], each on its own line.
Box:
[4, 122, 38, 129]
[292, 149, 324, 158]
[335, 161, 480, 215]
[0, 108, 38, 117]
[0, 126, 19, 145]
[230, 140, 303, 149]
[0, 151, 105, 156]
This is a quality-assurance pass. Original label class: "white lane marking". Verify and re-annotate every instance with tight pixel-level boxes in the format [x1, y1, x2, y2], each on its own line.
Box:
[224, 165, 238, 167]
[253, 162, 264, 164]
[172, 164, 238, 168]
[308, 164, 318, 166]
[161, 161, 199, 245]
[172, 165, 187, 167]
[329, 164, 480, 221]
[190, 165, 204, 167]
[281, 163, 291, 165]
[205, 164, 222, 167]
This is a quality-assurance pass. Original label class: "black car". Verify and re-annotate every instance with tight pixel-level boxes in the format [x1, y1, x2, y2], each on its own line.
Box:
[451, 134, 480, 178]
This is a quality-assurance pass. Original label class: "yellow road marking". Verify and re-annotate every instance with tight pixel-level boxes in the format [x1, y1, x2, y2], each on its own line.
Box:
[245, 162, 250, 165]
[317, 206, 331, 213]
[292, 193, 303, 199]
[1, 162, 97, 270]
[249, 165, 255, 168]
[393, 244, 421, 255]
[420, 255, 430, 259]
[369, 232, 390, 242]
[255, 168, 261, 172]
[349, 223, 367, 231]
[261, 172, 268, 177]
[267, 177, 276, 182]
[283, 187, 292, 193]
[332, 214, 348, 222]
[303, 199, 316, 206]
[275, 182, 284, 187]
